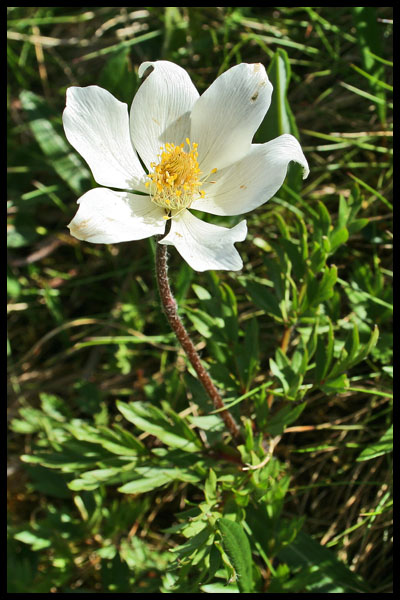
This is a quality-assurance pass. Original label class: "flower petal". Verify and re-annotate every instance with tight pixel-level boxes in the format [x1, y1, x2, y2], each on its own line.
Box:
[190, 63, 273, 174]
[63, 86, 147, 190]
[130, 61, 200, 169]
[191, 134, 309, 216]
[159, 211, 247, 272]
[68, 188, 165, 244]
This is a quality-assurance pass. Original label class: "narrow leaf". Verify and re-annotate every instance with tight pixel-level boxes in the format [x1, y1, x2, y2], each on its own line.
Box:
[118, 471, 172, 494]
[314, 318, 334, 381]
[117, 401, 201, 453]
[218, 518, 253, 593]
[19, 90, 91, 195]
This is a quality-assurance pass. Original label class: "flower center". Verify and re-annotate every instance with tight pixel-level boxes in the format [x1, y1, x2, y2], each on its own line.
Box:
[146, 138, 214, 215]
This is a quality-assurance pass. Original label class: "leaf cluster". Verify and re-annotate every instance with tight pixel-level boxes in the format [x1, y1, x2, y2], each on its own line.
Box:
[8, 6, 392, 594]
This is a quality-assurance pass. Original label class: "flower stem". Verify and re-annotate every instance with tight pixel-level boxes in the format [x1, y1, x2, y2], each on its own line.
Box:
[155, 238, 241, 441]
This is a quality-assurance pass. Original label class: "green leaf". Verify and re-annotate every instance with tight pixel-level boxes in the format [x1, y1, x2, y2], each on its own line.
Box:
[192, 283, 212, 301]
[204, 469, 217, 505]
[67, 421, 146, 457]
[308, 243, 327, 275]
[314, 318, 334, 381]
[10, 406, 44, 434]
[207, 543, 222, 583]
[117, 471, 175, 495]
[98, 48, 137, 104]
[305, 321, 319, 361]
[184, 306, 223, 338]
[171, 524, 212, 559]
[117, 401, 201, 453]
[259, 49, 303, 193]
[344, 323, 360, 363]
[218, 518, 253, 593]
[337, 194, 351, 229]
[262, 49, 299, 141]
[161, 401, 204, 447]
[236, 318, 259, 389]
[296, 216, 309, 261]
[303, 265, 338, 311]
[357, 425, 392, 461]
[220, 282, 239, 342]
[191, 276, 239, 344]
[14, 530, 51, 551]
[201, 582, 240, 593]
[105, 424, 146, 455]
[244, 280, 283, 321]
[352, 7, 387, 124]
[124, 464, 199, 493]
[347, 218, 369, 236]
[279, 239, 306, 279]
[270, 357, 289, 395]
[22, 435, 113, 472]
[320, 373, 349, 395]
[274, 212, 291, 240]
[316, 201, 332, 238]
[327, 322, 359, 379]
[19, 90, 91, 195]
[278, 530, 370, 592]
[329, 227, 349, 254]
[350, 325, 379, 367]
[267, 402, 307, 436]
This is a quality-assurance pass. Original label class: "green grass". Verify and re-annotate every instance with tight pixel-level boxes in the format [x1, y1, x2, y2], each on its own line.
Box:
[8, 6, 392, 594]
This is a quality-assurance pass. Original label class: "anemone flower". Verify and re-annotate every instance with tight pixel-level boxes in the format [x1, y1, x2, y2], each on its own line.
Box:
[64, 60, 309, 271]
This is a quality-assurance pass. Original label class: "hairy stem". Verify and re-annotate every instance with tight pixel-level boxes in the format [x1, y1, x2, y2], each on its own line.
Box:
[155, 238, 241, 441]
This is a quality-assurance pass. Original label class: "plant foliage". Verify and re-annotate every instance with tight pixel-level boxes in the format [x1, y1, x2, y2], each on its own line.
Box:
[8, 6, 392, 594]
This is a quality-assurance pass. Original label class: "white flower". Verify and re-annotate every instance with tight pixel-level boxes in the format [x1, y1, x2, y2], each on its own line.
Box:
[63, 61, 309, 271]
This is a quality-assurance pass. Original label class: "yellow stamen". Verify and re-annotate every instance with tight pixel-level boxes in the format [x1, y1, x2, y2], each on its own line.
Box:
[146, 139, 216, 214]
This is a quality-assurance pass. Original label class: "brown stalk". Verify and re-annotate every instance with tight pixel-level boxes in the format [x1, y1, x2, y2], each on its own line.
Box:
[155, 237, 241, 441]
